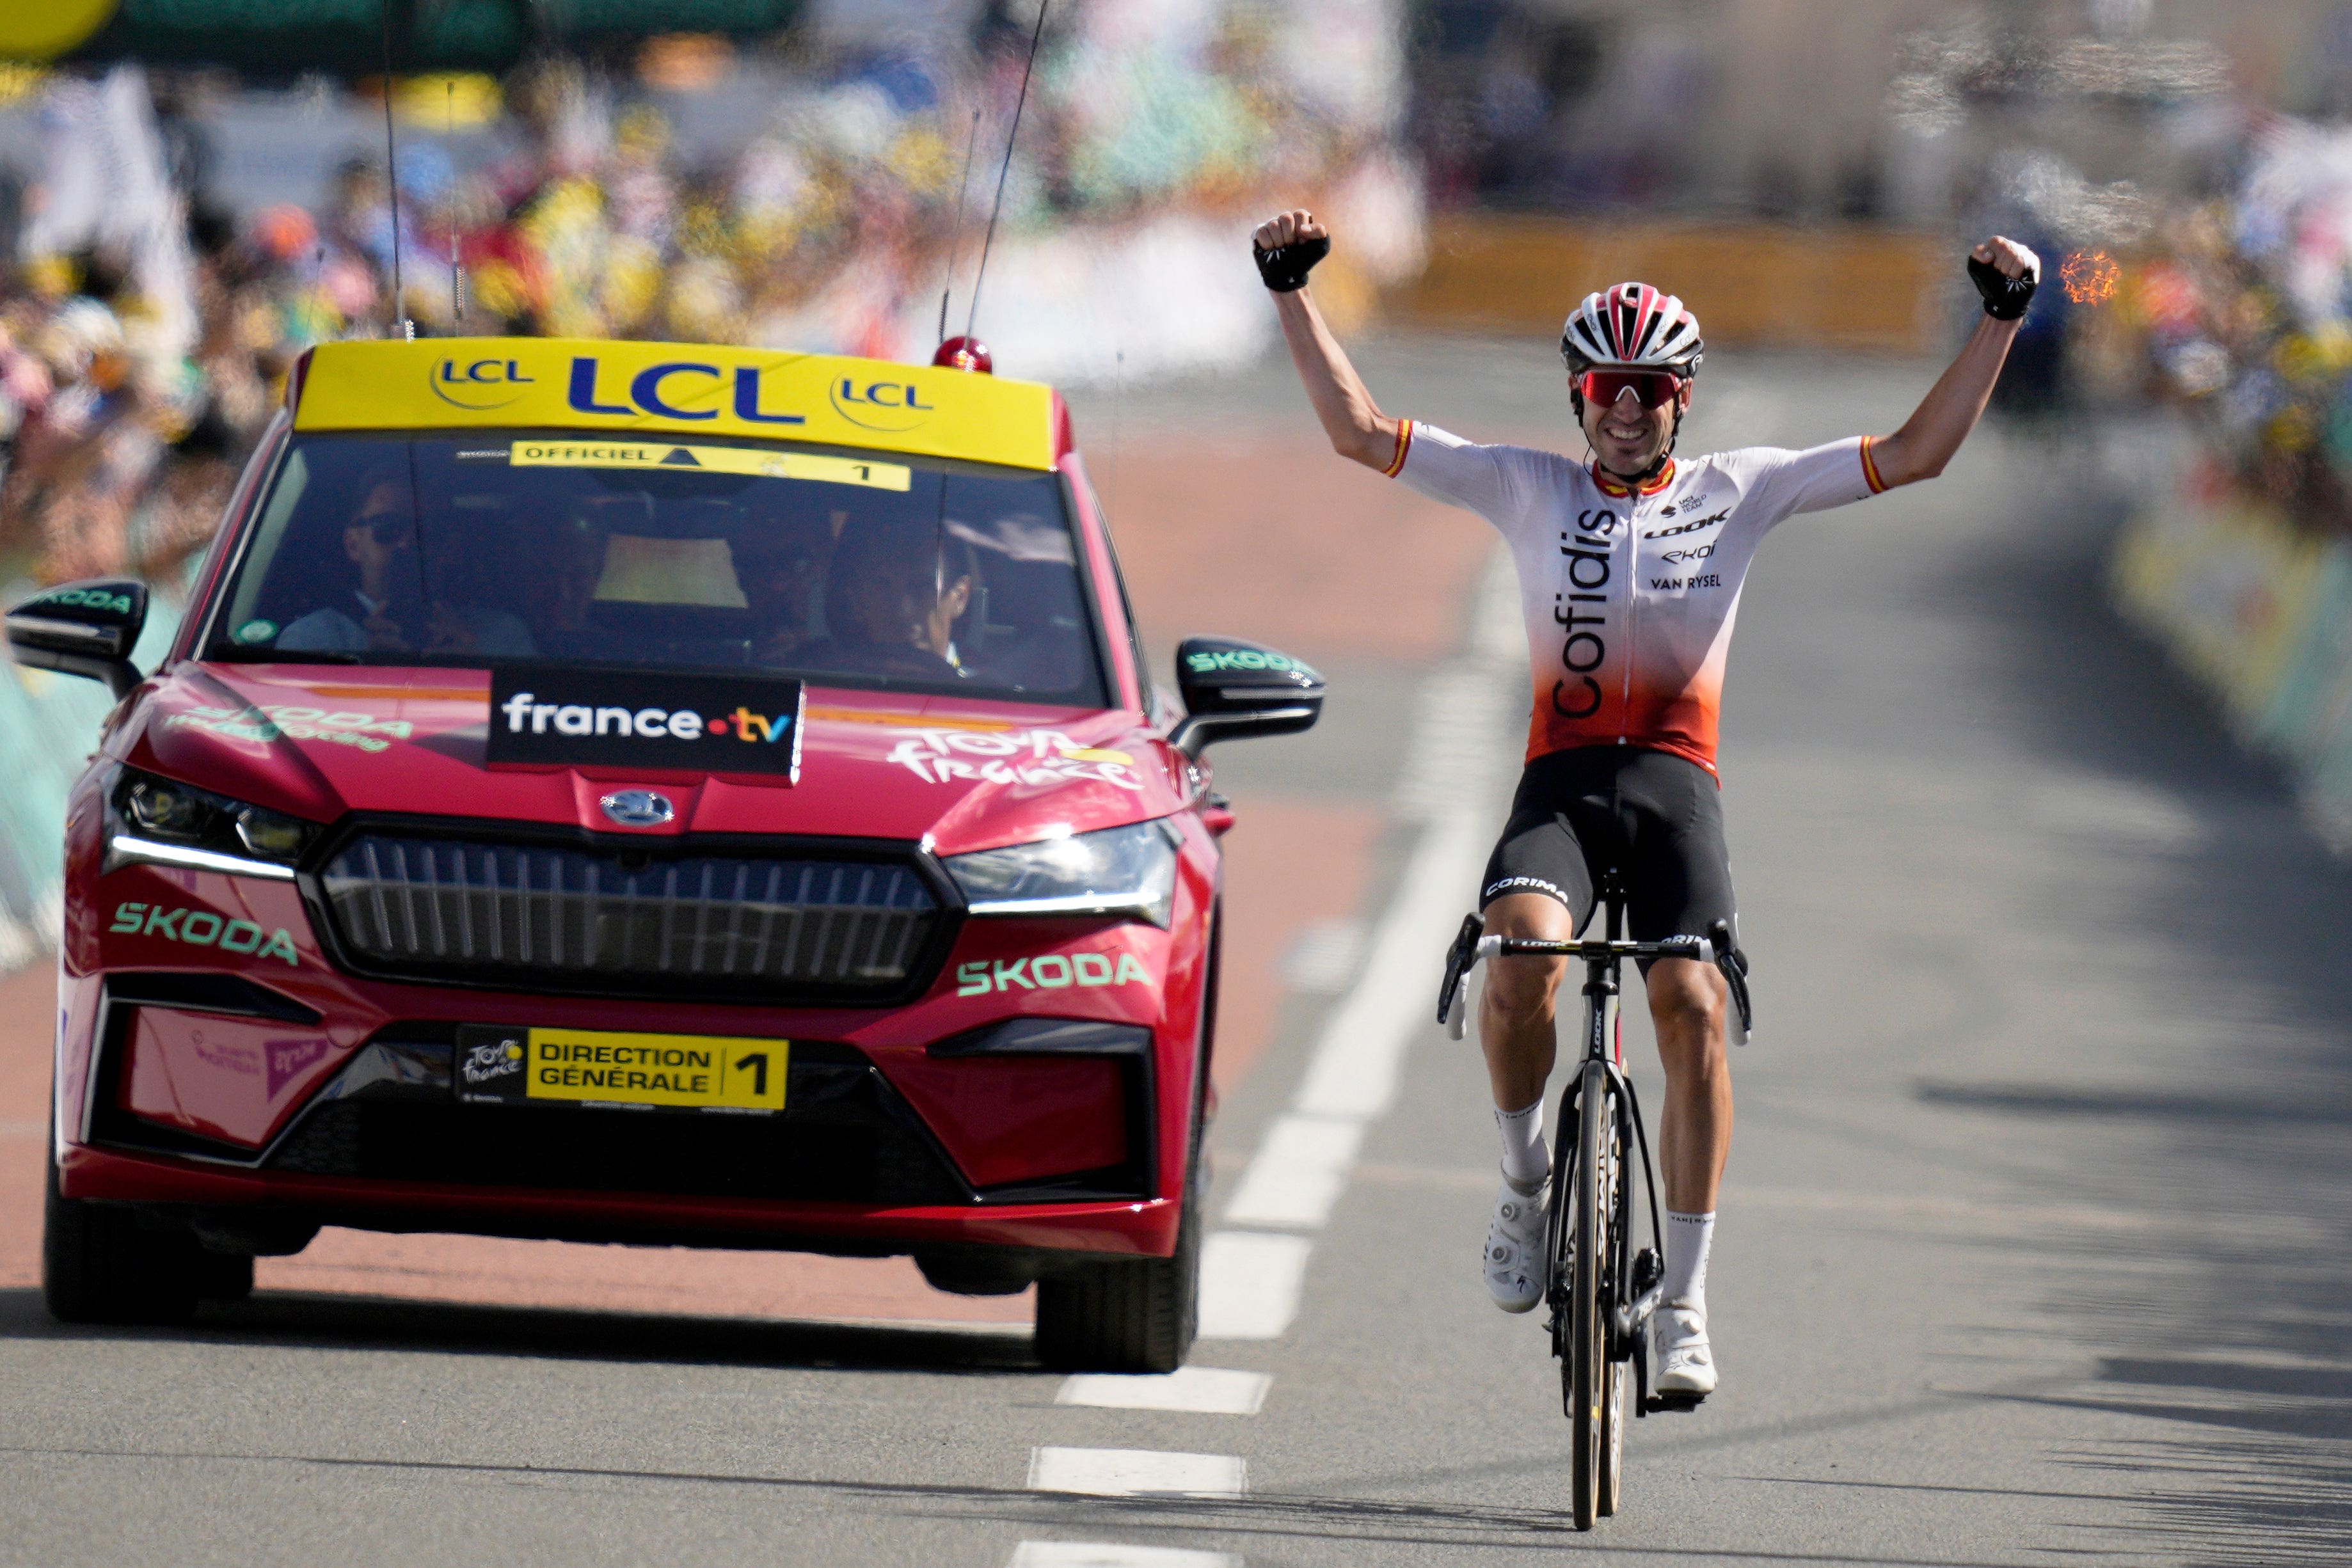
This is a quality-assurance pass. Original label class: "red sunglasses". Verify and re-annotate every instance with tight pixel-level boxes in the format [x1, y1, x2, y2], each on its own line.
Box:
[1576, 368, 1686, 409]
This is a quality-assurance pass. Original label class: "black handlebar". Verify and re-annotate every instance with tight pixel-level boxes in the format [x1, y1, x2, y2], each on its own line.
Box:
[1435, 915, 1755, 1044]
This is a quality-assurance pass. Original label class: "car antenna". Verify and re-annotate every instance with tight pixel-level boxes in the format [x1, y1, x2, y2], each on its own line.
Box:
[448, 79, 465, 329]
[962, 0, 1048, 347]
[937, 107, 981, 345]
[379, 0, 411, 340]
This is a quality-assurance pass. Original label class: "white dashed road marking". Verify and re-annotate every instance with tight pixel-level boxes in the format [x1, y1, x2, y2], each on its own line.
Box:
[1220, 1114, 1366, 1230]
[1286, 806, 1489, 1124]
[1056, 1366, 1271, 1415]
[1207, 550, 1517, 1319]
[1195, 1231, 1312, 1340]
[1027, 1447, 1249, 1499]
[1008, 1543, 1241, 1568]
[1011, 555, 1516, 1565]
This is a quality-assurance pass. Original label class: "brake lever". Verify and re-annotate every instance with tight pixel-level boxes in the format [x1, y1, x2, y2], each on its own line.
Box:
[1436, 912, 1484, 1037]
[1706, 919, 1755, 1047]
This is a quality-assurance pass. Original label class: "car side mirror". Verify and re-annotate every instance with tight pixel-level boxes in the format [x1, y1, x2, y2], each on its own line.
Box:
[5, 578, 149, 699]
[1168, 636, 1323, 759]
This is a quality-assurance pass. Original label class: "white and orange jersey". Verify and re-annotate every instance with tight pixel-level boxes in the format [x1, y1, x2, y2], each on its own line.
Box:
[1388, 420, 1888, 774]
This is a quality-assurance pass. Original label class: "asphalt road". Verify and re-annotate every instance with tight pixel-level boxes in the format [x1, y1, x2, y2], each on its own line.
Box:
[6, 337, 2351, 1567]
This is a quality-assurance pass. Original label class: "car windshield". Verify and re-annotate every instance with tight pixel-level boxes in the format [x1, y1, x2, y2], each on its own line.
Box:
[205, 431, 1108, 706]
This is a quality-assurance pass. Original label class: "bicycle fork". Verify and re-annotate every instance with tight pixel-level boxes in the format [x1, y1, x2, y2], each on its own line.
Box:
[1550, 971, 1688, 1418]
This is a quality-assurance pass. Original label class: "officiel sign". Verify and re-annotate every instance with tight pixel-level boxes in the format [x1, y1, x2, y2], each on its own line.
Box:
[485, 667, 805, 781]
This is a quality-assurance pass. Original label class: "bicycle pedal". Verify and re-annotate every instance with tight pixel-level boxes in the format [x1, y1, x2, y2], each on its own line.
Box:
[1643, 1392, 1706, 1414]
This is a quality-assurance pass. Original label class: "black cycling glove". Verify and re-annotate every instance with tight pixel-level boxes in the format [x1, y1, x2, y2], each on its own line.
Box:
[1967, 255, 2037, 321]
[1253, 235, 1330, 293]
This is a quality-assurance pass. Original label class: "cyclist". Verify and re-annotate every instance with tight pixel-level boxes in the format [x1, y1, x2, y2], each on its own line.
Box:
[1251, 209, 2037, 1398]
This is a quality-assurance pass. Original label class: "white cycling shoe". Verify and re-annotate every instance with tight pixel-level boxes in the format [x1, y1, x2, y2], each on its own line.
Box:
[1484, 1175, 1548, 1313]
[1655, 1304, 1719, 1397]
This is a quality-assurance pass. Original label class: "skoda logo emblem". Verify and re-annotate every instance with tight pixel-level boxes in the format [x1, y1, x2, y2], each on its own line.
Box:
[600, 790, 675, 828]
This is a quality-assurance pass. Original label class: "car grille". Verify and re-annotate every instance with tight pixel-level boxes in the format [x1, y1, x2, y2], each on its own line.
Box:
[317, 834, 942, 999]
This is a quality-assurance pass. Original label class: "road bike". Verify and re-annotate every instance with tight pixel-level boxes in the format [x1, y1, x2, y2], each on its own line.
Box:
[1434, 873, 1754, 1530]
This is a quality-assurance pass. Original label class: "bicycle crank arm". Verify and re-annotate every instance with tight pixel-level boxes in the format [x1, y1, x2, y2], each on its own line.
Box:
[1616, 1281, 1665, 1345]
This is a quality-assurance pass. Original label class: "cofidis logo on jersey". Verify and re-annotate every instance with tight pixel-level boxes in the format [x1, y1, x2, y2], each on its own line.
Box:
[486, 668, 805, 783]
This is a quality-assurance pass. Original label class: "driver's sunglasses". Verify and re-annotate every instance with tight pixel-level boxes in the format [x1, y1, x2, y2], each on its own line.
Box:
[360, 514, 413, 546]
[1576, 368, 1686, 409]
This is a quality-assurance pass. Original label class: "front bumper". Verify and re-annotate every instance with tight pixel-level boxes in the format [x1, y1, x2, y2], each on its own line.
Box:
[58, 1141, 1180, 1259]
[57, 898, 1209, 1267]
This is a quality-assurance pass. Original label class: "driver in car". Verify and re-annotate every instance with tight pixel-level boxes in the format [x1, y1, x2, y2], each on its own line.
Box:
[813, 516, 973, 681]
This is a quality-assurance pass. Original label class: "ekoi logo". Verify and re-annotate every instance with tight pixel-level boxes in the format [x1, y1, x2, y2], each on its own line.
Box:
[955, 949, 1155, 996]
[431, 356, 536, 411]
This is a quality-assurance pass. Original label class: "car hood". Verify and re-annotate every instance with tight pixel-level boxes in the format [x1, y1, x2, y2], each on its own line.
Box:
[121, 665, 1190, 856]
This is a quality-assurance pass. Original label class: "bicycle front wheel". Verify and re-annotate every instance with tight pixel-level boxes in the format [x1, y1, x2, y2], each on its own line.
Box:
[1595, 1089, 1628, 1517]
[1568, 1059, 1614, 1531]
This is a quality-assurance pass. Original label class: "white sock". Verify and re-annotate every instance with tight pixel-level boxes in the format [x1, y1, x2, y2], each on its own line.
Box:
[1663, 1209, 1714, 1317]
[1495, 1098, 1547, 1191]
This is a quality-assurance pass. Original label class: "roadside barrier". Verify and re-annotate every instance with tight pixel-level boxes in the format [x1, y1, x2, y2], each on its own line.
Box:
[1390, 215, 1947, 352]
[2111, 475, 2352, 851]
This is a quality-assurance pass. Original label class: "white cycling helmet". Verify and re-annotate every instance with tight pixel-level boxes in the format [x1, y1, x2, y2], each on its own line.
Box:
[1561, 281, 1704, 376]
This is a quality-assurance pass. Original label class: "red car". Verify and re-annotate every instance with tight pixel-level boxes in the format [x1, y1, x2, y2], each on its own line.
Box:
[6, 337, 1321, 1372]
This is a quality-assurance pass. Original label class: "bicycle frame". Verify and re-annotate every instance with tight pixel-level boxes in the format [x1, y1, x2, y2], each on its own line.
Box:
[1541, 886, 1672, 1413]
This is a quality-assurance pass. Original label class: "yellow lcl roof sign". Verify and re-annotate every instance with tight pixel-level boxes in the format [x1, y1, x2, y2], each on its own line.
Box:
[293, 338, 1060, 471]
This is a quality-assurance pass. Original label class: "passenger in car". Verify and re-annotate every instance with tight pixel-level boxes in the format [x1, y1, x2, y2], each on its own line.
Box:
[274, 470, 421, 652]
[276, 470, 531, 656]
[738, 508, 836, 665]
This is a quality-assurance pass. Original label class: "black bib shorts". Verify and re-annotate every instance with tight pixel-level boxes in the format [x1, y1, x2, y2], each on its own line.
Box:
[1480, 745, 1738, 946]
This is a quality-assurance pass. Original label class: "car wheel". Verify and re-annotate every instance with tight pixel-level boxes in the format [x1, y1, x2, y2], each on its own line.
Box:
[43, 1137, 207, 1326]
[194, 1250, 256, 1304]
[1034, 1136, 1203, 1374]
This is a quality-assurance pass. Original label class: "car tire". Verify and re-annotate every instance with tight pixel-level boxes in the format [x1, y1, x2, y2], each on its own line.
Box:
[43, 1139, 207, 1326]
[194, 1250, 256, 1304]
[1034, 1139, 1202, 1374]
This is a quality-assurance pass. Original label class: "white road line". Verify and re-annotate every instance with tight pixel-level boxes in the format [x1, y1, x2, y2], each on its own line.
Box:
[1202, 550, 1514, 1352]
[1196, 1231, 1311, 1340]
[1219, 1114, 1366, 1230]
[1027, 1447, 1248, 1499]
[1056, 1366, 1271, 1416]
[1008, 1543, 1240, 1568]
[1279, 917, 1365, 993]
[1288, 807, 1489, 1124]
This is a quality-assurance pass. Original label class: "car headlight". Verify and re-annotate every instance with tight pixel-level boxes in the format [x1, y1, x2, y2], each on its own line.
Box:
[106, 767, 313, 880]
[943, 819, 1182, 926]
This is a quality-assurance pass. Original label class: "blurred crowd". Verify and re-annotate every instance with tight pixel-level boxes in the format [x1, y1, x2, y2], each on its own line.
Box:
[2129, 119, 2352, 540]
[0, 1, 1415, 592]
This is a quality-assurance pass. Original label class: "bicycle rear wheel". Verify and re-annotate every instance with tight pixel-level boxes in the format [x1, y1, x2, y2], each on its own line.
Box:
[1567, 1059, 1614, 1531]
